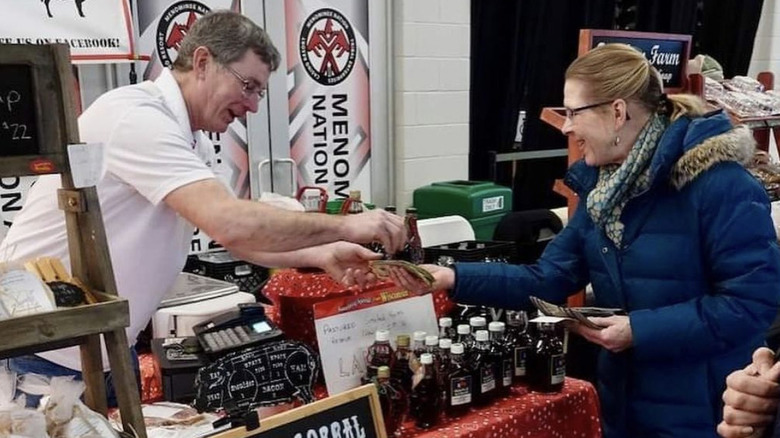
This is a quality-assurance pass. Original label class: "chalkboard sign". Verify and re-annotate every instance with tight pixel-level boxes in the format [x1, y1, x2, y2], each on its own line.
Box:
[0, 44, 74, 177]
[212, 385, 386, 438]
[0, 64, 39, 156]
[194, 340, 320, 415]
[580, 30, 692, 92]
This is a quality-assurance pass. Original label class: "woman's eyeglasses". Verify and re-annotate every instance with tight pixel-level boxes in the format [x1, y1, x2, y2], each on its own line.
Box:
[564, 100, 613, 119]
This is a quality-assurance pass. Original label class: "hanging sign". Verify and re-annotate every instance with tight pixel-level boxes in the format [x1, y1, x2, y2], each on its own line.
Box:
[0, 0, 135, 63]
[285, 0, 373, 200]
[580, 29, 692, 92]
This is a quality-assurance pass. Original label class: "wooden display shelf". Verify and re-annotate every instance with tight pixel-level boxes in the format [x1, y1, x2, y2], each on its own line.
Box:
[0, 293, 128, 359]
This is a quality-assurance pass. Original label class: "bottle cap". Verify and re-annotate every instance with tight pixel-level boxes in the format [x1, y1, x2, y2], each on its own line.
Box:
[375, 329, 390, 342]
[439, 317, 453, 328]
[406, 207, 418, 214]
[457, 324, 471, 335]
[475, 330, 489, 342]
[425, 335, 439, 346]
[420, 353, 433, 364]
[413, 330, 427, 342]
[450, 343, 465, 354]
[439, 338, 452, 349]
[488, 321, 506, 332]
[396, 334, 410, 347]
[377, 366, 390, 378]
[349, 190, 362, 200]
[470, 316, 487, 327]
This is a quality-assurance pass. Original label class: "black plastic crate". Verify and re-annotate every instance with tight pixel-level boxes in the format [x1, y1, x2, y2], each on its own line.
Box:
[184, 250, 269, 296]
[424, 240, 518, 265]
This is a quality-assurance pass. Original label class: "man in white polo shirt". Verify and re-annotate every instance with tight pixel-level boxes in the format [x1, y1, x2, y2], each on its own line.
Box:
[0, 10, 405, 406]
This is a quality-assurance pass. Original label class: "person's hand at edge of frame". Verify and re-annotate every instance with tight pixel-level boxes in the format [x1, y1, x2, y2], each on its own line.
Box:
[340, 209, 407, 254]
[718, 347, 780, 438]
[316, 241, 382, 289]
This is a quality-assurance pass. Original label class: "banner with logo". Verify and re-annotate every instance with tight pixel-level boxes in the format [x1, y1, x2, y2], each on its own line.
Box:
[0, 0, 135, 63]
[136, 0, 245, 254]
[286, 0, 371, 200]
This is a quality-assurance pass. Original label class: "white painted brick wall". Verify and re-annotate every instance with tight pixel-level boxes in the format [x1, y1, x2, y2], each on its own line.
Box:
[749, 0, 780, 159]
[393, 0, 471, 210]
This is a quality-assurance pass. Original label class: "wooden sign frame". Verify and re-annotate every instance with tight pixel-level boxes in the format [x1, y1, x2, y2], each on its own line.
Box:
[0, 44, 73, 177]
[214, 385, 387, 438]
[579, 29, 692, 93]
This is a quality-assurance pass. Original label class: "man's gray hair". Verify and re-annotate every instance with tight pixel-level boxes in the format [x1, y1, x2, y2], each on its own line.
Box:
[172, 10, 280, 72]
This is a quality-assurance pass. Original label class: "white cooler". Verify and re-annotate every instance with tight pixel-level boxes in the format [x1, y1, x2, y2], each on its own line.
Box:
[152, 272, 255, 338]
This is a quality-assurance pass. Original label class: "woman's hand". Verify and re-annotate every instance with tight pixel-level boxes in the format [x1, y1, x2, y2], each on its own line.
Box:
[386, 264, 455, 294]
[717, 347, 780, 437]
[571, 315, 633, 353]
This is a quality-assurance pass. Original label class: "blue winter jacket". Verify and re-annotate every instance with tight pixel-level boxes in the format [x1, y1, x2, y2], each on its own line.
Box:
[451, 111, 780, 437]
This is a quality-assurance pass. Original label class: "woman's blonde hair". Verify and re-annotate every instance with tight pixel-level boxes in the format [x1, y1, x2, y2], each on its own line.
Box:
[565, 43, 706, 121]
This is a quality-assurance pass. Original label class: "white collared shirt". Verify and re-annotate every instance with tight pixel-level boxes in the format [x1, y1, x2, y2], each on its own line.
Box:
[0, 68, 216, 370]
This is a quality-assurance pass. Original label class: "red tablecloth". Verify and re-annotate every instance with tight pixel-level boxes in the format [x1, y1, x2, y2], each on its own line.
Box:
[398, 378, 602, 438]
[140, 353, 601, 438]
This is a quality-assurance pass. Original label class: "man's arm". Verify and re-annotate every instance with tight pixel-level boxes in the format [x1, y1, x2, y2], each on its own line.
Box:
[164, 179, 406, 254]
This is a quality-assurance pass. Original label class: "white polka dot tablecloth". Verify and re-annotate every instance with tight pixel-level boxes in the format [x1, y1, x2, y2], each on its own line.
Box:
[396, 378, 602, 438]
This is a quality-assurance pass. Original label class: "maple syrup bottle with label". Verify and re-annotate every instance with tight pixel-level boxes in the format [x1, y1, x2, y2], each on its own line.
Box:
[376, 365, 407, 437]
[505, 310, 534, 384]
[391, 334, 414, 394]
[445, 343, 473, 418]
[412, 353, 440, 429]
[527, 322, 565, 393]
[365, 329, 394, 383]
[469, 330, 496, 406]
[488, 321, 513, 397]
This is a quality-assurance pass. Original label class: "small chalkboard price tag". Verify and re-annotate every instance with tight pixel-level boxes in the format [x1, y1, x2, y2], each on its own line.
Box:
[0, 64, 39, 156]
[212, 385, 387, 438]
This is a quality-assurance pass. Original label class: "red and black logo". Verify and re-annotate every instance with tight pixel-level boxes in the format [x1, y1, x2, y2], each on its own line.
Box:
[299, 8, 356, 86]
[156, 1, 211, 67]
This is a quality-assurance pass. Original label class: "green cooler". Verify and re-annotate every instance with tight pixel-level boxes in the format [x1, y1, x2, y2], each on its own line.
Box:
[413, 181, 512, 240]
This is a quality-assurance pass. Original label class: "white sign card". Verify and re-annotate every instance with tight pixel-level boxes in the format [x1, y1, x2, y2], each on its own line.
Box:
[313, 288, 438, 396]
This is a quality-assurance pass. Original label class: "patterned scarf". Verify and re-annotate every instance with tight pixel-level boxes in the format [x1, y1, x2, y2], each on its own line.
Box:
[586, 114, 668, 248]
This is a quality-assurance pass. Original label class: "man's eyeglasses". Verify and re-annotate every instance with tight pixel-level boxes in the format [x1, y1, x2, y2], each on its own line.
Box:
[223, 64, 266, 102]
[564, 100, 614, 119]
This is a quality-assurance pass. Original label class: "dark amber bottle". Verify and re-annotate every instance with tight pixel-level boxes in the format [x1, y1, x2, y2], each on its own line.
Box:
[455, 324, 473, 352]
[376, 365, 407, 437]
[365, 329, 394, 383]
[391, 334, 414, 394]
[412, 353, 440, 429]
[445, 343, 472, 418]
[468, 330, 496, 406]
[488, 321, 513, 397]
[527, 322, 565, 393]
[505, 310, 534, 384]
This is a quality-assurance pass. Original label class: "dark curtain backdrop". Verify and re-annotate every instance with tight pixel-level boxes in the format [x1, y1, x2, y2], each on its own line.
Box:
[470, 0, 764, 210]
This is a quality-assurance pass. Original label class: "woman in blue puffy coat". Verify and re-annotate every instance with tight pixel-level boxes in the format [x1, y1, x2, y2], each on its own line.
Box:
[384, 44, 780, 437]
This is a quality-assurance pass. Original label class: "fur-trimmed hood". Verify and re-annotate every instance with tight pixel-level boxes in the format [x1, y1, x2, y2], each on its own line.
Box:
[669, 124, 755, 189]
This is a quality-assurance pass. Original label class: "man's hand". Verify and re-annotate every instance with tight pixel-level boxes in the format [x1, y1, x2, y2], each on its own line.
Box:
[341, 210, 407, 254]
[717, 347, 780, 437]
[316, 241, 382, 287]
[571, 315, 633, 353]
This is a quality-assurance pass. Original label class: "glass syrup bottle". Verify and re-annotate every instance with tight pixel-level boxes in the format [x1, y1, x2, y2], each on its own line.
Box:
[439, 316, 456, 340]
[455, 324, 473, 352]
[527, 322, 565, 393]
[411, 353, 440, 429]
[376, 365, 407, 437]
[445, 342, 473, 418]
[505, 310, 534, 384]
[469, 329, 496, 406]
[365, 329, 394, 383]
[391, 334, 414, 394]
[488, 321, 513, 397]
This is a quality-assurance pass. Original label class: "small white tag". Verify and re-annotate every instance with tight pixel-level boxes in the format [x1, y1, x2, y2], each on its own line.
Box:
[482, 195, 504, 213]
[67, 143, 105, 188]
